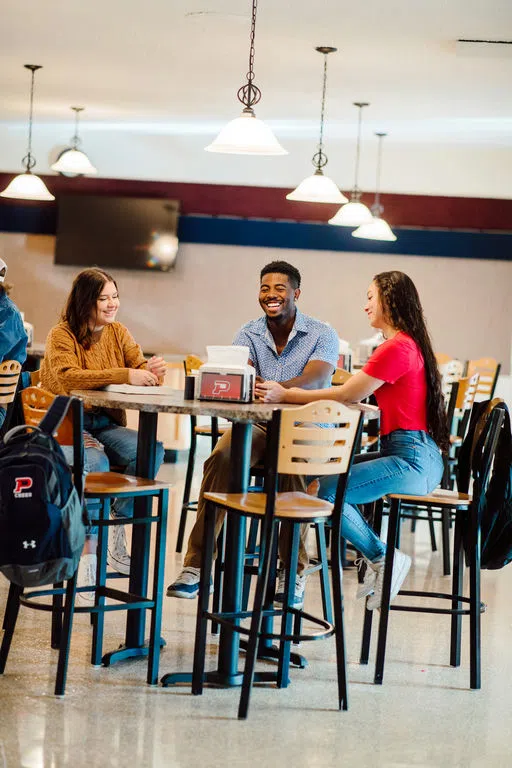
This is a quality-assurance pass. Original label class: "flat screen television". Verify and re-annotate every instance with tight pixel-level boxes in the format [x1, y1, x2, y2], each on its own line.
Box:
[54, 195, 180, 271]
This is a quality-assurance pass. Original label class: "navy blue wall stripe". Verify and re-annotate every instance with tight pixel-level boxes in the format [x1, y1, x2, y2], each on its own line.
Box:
[178, 216, 512, 261]
[1, 204, 511, 261]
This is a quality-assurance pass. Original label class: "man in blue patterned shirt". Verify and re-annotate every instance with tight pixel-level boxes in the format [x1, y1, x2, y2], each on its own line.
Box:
[168, 260, 339, 606]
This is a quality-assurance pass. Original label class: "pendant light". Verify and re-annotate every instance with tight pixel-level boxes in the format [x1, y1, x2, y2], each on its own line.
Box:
[328, 102, 372, 226]
[0, 65, 54, 201]
[51, 106, 98, 176]
[286, 47, 347, 204]
[353, 132, 397, 242]
[204, 0, 287, 155]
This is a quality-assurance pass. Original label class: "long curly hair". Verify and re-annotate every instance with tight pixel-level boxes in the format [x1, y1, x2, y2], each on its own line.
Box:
[373, 270, 449, 451]
[62, 268, 118, 349]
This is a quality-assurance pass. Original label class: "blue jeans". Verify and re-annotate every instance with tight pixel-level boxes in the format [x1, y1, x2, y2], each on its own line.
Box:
[318, 430, 444, 562]
[62, 413, 164, 536]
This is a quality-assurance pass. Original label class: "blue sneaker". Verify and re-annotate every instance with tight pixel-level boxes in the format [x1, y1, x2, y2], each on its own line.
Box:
[166, 567, 213, 598]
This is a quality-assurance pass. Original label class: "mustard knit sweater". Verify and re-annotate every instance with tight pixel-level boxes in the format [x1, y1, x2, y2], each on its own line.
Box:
[40, 321, 147, 426]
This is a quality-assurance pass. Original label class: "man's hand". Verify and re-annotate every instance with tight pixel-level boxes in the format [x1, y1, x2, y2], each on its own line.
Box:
[254, 380, 287, 403]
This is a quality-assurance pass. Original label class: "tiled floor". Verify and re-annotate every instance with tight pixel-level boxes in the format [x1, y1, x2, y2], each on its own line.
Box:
[1, 445, 511, 767]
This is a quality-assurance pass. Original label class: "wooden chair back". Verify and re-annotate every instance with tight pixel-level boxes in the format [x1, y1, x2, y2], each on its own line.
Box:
[446, 374, 480, 441]
[30, 369, 41, 386]
[435, 352, 452, 367]
[184, 355, 203, 376]
[438, 358, 465, 403]
[0, 360, 22, 406]
[21, 386, 74, 445]
[276, 401, 363, 478]
[331, 368, 352, 386]
[465, 357, 501, 400]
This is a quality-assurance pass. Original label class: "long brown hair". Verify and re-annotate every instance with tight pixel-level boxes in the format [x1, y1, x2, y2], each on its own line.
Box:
[62, 268, 118, 349]
[373, 270, 449, 452]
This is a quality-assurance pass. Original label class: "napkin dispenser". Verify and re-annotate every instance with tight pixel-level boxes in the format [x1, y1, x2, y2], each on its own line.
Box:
[197, 345, 255, 403]
[198, 364, 255, 403]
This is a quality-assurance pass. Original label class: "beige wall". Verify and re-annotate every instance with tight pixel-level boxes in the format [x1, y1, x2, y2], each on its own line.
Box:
[1, 232, 510, 375]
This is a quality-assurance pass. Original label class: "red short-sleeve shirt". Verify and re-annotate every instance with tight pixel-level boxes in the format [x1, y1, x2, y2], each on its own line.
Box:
[362, 332, 428, 436]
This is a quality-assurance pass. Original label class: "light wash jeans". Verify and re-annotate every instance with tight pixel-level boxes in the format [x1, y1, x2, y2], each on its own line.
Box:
[62, 412, 164, 536]
[318, 429, 444, 562]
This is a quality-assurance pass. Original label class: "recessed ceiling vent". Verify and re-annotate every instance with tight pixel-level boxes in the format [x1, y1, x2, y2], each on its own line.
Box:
[456, 39, 512, 58]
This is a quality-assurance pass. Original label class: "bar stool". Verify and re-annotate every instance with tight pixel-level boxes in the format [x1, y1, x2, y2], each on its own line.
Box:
[360, 400, 506, 689]
[0, 392, 170, 694]
[192, 400, 363, 719]
[400, 374, 479, 575]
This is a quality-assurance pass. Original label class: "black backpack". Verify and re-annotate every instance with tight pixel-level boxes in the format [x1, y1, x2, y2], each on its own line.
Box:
[458, 400, 512, 570]
[0, 396, 87, 587]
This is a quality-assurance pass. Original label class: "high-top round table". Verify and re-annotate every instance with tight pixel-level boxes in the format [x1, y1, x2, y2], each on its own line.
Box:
[71, 388, 377, 686]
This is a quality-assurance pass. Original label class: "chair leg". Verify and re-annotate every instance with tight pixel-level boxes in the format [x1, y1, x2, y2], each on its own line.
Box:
[2, 581, 19, 631]
[277, 523, 300, 689]
[238, 520, 279, 720]
[211, 522, 226, 635]
[192, 502, 217, 695]
[54, 573, 78, 696]
[360, 499, 383, 665]
[0, 583, 23, 673]
[450, 509, 464, 667]
[469, 516, 482, 690]
[374, 498, 401, 685]
[176, 417, 197, 553]
[242, 518, 260, 611]
[331, 514, 348, 710]
[427, 509, 438, 552]
[91, 499, 109, 666]
[441, 508, 451, 576]
[147, 489, 169, 685]
[51, 582, 64, 649]
[315, 522, 333, 624]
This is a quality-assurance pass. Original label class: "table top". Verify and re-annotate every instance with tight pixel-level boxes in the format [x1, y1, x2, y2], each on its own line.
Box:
[70, 388, 379, 423]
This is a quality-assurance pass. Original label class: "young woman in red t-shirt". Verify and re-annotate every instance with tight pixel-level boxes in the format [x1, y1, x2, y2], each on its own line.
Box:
[255, 270, 448, 609]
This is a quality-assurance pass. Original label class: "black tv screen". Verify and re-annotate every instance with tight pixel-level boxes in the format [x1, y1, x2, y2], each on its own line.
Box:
[55, 195, 180, 271]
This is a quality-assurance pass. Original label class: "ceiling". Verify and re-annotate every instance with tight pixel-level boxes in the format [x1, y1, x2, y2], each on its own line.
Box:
[1, 0, 511, 200]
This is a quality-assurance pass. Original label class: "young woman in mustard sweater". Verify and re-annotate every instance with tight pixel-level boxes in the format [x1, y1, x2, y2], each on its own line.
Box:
[40, 268, 166, 602]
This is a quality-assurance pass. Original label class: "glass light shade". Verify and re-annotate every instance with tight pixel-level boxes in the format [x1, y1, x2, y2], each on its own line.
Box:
[286, 171, 348, 204]
[51, 148, 98, 176]
[352, 216, 397, 242]
[328, 200, 373, 227]
[205, 111, 287, 155]
[0, 172, 54, 201]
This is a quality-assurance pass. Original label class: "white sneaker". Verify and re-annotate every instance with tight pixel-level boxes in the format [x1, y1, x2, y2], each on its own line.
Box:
[167, 567, 200, 598]
[355, 557, 377, 600]
[275, 567, 306, 609]
[366, 550, 411, 611]
[107, 525, 131, 576]
[76, 554, 97, 606]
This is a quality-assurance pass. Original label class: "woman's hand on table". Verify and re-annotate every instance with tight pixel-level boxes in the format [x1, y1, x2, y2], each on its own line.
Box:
[254, 380, 287, 403]
[128, 368, 159, 386]
[147, 356, 167, 381]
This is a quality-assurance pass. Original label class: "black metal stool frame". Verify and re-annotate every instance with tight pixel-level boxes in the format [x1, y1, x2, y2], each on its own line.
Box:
[360, 404, 505, 689]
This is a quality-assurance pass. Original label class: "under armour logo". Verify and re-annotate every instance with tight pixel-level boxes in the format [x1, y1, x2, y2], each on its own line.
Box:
[212, 380, 230, 396]
[22, 540, 36, 549]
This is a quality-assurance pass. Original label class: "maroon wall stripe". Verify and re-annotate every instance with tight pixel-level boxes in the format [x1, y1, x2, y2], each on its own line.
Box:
[1, 172, 511, 231]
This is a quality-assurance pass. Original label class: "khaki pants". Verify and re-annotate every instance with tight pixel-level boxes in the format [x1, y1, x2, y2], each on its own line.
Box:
[184, 424, 310, 574]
